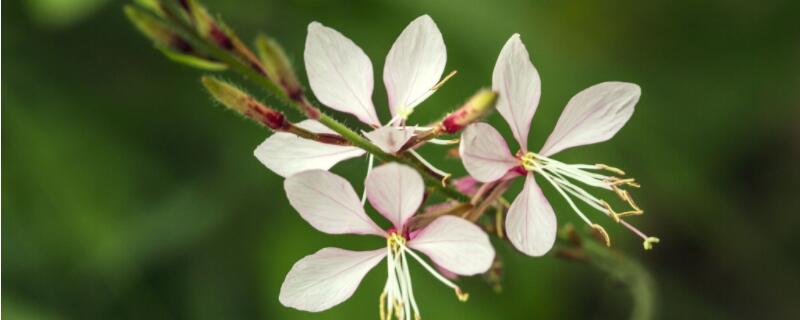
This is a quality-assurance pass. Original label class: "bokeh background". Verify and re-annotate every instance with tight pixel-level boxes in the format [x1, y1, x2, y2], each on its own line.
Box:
[4, 0, 800, 319]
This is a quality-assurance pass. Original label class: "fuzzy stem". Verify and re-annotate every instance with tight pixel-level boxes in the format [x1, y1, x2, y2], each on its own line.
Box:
[145, 2, 467, 200]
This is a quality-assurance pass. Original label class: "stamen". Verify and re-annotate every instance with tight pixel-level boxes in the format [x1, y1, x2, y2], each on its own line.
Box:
[520, 151, 650, 248]
[385, 71, 459, 127]
[596, 163, 626, 175]
[619, 219, 660, 250]
[495, 206, 505, 239]
[590, 224, 612, 247]
[429, 138, 460, 145]
[363, 153, 374, 205]
[431, 70, 458, 91]
[409, 149, 451, 186]
[402, 245, 469, 302]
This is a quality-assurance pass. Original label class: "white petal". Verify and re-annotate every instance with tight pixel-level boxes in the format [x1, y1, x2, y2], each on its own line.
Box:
[285, 170, 384, 236]
[305, 22, 379, 126]
[365, 163, 424, 230]
[363, 126, 415, 154]
[539, 82, 641, 156]
[505, 174, 557, 256]
[254, 120, 366, 177]
[279, 247, 386, 312]
[492, 34, 541, 150]
[459, 123, 518, 183]
[383, 15, 447, 116]
[408, 215, 494, 276]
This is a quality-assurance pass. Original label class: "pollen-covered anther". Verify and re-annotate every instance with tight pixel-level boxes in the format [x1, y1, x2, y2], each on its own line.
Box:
[595, 163, 626, 176]
[590, 224, 612, 247]
[600, 199, 643, 223]
[441, 174, 451, 187]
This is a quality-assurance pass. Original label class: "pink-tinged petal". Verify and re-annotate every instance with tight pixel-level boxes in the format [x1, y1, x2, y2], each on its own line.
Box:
[505, 173, 557, 256]
[492, 34, 541, 150]
[304, 22, 379, 126]
[255, 120, 366, 177]
[459, 123, 518, 183]
[539, 82, 641, 156]
[408, 215, 494, 276]
[363, 126, 415, 154]
[365, 163, 424, 229]
[285, 170, 384, 236]
[452, 176, 480, 195]
[279, 247, 386, 312]
[435, 263, 459, 280]
[384, 15, 447, 116]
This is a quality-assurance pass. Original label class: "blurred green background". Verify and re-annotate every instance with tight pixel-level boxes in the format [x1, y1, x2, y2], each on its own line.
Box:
[4, 0, 800, 319]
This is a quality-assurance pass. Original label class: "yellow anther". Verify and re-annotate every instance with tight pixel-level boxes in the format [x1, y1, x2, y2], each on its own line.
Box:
[455, 288, 470, 302]
[379, 291, 388, 320]
[596, 163, 626, 175]
[607, 177, 640, 188]
[431, 70, 458, 91]
[441, 174, 451, 187]
[600, 201, 621, 223]
[643, 237, 660, 250]
[591, 224, 612, 247]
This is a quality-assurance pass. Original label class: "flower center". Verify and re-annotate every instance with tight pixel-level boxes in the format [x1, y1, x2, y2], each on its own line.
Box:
[379, 232, 469, 320]
[517, 151, 659, 250]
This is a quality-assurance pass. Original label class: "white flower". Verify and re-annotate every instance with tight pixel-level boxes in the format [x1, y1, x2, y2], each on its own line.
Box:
[460, 34, 658, 256]
[279, 163, 494, 319]
[256, 16, 448, 177]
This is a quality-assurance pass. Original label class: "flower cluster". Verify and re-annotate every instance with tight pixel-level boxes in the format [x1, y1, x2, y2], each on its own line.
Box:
[126, 2, 658, 318]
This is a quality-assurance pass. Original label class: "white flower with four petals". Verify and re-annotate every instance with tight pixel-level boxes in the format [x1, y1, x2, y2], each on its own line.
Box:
[460, 34, 658, 256]
[279, 163, 494, 319]
[256, 15, 449, 178]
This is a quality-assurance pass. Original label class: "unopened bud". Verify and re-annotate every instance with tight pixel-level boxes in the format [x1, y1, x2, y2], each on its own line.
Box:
[126, 5, 226, 71]
[185, 0, 233, 50]
[202, 76, 288, 130]
[125, 5, 174, 48]
[256, 35, 301, 97]
[441, 89, 497, 134]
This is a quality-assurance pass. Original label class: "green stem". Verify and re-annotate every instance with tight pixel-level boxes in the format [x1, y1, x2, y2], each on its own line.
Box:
[131, 5, 657, 319]
[560, 239, 657, 320]
[147, 3, 466, 201]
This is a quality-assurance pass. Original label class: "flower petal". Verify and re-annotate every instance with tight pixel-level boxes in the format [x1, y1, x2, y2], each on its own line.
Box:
[279, 247, 386, 312]
[255, 120, 366, 177]
[408, 215, 494, 276]
[459, 123, 518, 183]
[305, 22, 379, 126]
[505, 173, 557, 256]
[383, 15, 447, 116]
[363, 126, 415, 154]
[285, 170, 384, 236]
[365, 163, 424, 230]
[492, 34, 541, 150]
[539, 82, 641, 156]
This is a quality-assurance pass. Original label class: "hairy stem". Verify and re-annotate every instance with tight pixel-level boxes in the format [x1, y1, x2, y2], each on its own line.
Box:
[148, 2, 467, 200]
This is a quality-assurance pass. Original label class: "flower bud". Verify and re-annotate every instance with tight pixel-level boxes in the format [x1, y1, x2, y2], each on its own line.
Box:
[256, 35, 302, 98]
[125, 5, 174, 48]
[125, 5, 226, 71]
[202, 76, 288, 130]
[441, 89, 497, 134]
